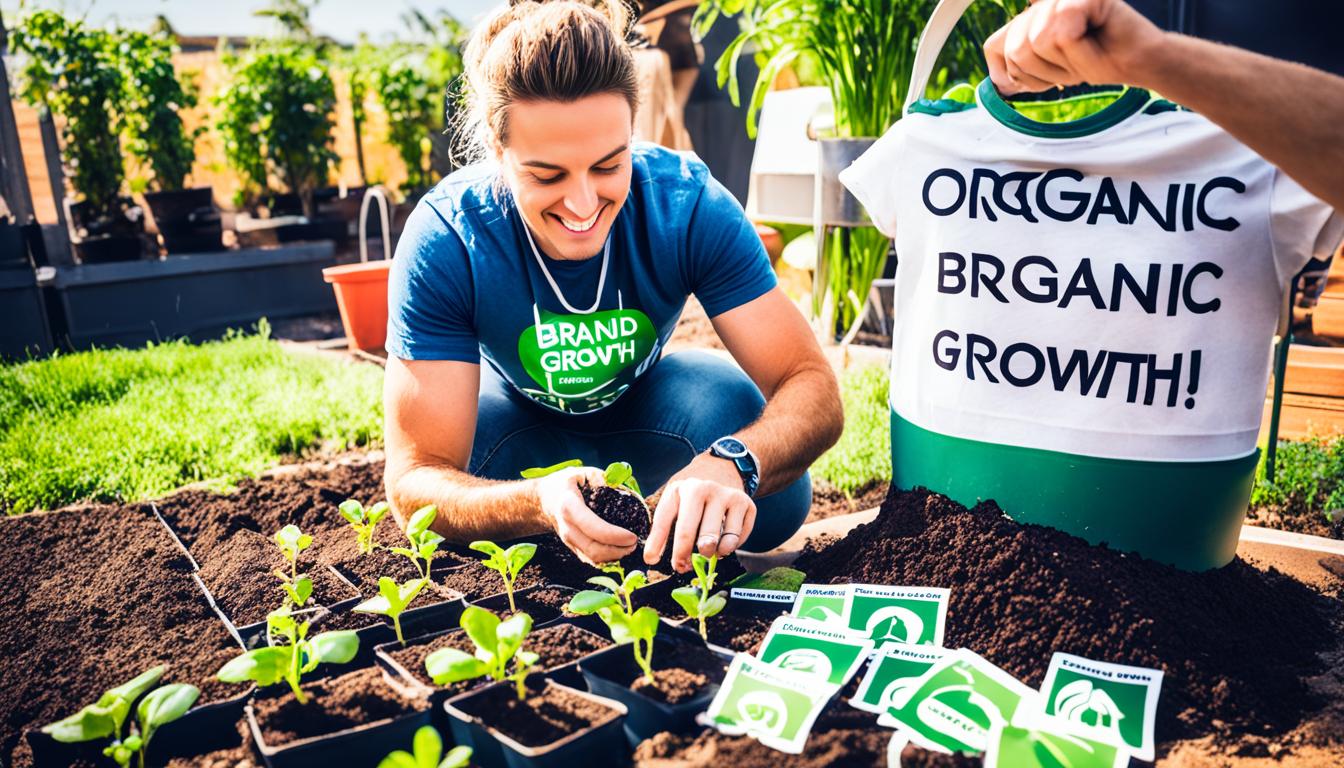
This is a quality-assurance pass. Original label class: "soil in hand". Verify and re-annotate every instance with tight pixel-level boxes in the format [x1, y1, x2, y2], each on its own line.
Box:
[793, 487, 1342, 747]
[464, 680, 621, 748]
[584, 483, 651, 540]
[390, 622, 612, 690]
[629, 639, 728, 705]
[198, 529, 358, 626]
[0, 506, 244, 768]
[252, 666, 428, 745]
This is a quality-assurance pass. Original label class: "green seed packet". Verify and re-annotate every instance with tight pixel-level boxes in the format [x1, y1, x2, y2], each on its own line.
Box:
[791, 583, 850, 623]
[845, 584, 949, 648]
[878, 648, 1037, 755]
[756, 616, 874, 687]
[985, 722, 1129, 768]
[849, 642, 949, 713]
[704, 653, 837, 754]
[1037, 652, 1163, 761]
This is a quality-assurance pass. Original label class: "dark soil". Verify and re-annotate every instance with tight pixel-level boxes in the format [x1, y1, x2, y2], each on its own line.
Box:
[806, 480, 889, 524]
[310, 607, 385, 631]
[198, 529, 359, 627]
[390, 622, 612, 690]
[330, 546, 465, 610]
[437, 560, 548, 599]
[639, 556, 747, 617]
[1247, 504, 1344, 540]
[793, 487, 1343, 748]
[161, 720, 260, 768]
[699, 603, 784, 653]
[472, 585, 570, 623]
[463, 679, 621, 748]
[0, 506, 244, 768]
[628, 638, 728, 705]
[252, 666, 428, 745]
[584, 483, 651, 540]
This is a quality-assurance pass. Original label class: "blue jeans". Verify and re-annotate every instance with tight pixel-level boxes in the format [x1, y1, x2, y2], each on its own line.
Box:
[469, 350, 812, 552]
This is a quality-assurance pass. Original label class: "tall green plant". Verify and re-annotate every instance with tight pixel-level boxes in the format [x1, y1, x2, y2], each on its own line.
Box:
[373, 52, 436, 193]
[115, 28, 201, 192]
[10, 11, 126, 215]
[215, 41, 337, 215]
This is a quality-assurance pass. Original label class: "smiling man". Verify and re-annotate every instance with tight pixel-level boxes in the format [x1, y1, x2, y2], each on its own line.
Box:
[381, 0, 841, 572]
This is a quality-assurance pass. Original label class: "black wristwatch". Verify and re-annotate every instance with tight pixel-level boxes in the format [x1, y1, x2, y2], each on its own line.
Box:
[709, 436, 760, 498]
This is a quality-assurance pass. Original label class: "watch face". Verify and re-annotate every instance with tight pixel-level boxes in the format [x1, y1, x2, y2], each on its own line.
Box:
[714, 437, 748, 458]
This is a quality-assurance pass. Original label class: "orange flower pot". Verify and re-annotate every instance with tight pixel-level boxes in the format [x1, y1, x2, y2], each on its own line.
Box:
[323, 260, 393, 352]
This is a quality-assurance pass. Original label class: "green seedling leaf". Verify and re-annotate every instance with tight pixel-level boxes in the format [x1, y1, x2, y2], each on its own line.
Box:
[506, 543, 537, 577]
[42, 707, 120, 744]
[460, 605, 501, 654]
[339, 499, 365, 525]
[308, 630, 360, 666]
[109, 666, 167, 704]
[406, 506, 437, 538]
[519, 458, 583, 478]
[517, 650, 540, 667]
[379, 725, 471, 768]
[622, 570, 648, 593]
[367, 501, 391, 525]
[604, 461, 634, 490]
[469, 540, 503, 559]
[136, 683, 199, 746]
[587, 575, 622, 594]
[282, 575, 313, 607]
[424, 648, 490, 684]
[702, 593, 728, 618]
[495, 612, 534, 662]
[691, 553, 711, 585]
[218, 646, 291, 687]
[390, 547, 417, 559]
[566, 590, 618, 614]
[274, 525, 312, 557]
[630, 606, 660, 638]
[671, 586, 703, 617]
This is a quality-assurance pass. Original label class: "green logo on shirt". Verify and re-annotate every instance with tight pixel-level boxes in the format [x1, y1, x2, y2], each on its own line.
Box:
[517, 306, 658, 413]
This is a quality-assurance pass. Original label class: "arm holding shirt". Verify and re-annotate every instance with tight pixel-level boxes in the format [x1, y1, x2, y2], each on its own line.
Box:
[984, 0, 1344, 211]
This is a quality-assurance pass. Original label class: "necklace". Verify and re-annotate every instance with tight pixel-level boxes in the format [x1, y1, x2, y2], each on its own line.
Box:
[521, 220, 610, 315]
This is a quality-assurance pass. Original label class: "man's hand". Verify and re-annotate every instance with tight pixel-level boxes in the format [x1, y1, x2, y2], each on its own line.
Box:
[534, 466, 638, 566]
[643, 453, 756, 573]
[984, 0, 1165, 95]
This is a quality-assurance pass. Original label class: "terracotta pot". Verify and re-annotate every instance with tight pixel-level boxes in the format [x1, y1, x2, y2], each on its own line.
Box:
[322, 260, 393, 352]
[755, 223, 784, 265]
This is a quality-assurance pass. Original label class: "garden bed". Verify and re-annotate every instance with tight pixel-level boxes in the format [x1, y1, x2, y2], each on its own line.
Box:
[2, 458, 1340, 767]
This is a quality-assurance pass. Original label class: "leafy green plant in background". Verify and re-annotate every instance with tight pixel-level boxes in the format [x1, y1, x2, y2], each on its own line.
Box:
[1252, 435, 1344, 526]
[424, 606, 540, 700]
[0, 323, 384, 515]
[42, 666, 199, 768]
[216, 41, 337, 215]
[373, 53, 437, 193]
[217, 607, 358, 703]
[114, 28, 202, 193]
[339, 498, 391, 554]
[811, 364, 891, 497]
[10, 11, 127, 217]
[380, 725, 471, 768]
[470, 540, 537, 613]
[672, 553, 727, 641]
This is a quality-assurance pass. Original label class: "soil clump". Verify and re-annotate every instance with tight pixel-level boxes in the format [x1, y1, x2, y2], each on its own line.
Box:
[462, 680, 621, 748]
[629, 639, 728, 705]
[584, 483, 651, 540]
[793, 487, 1342, 747]
[252, 666, 428, 745]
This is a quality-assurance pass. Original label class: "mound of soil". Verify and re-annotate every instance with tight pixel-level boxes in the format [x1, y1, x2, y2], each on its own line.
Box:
[793, 487, 1341, 747]
[198, 529, 359, 627]
[0, 507, 244, 768]
[460, 679, 621, 748]
[629, 639, 728, 705]
[389, 622, 612, 690]
[584, 484, 651, 540]
[252, 666, 428, 745]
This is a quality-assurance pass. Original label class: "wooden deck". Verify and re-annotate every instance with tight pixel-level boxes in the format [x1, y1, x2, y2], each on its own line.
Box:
[1265, 253, 1344, 440]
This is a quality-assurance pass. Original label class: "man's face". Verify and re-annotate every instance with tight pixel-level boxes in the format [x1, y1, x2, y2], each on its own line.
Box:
[497, 93, 634, 262]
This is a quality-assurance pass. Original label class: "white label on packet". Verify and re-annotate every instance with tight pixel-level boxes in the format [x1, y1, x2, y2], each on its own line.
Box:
[730, 587, 797, 604]
[791, 583, 850, 624]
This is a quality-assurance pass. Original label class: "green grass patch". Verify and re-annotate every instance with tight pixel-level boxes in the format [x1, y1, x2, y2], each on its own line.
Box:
[0, 324, 384, 514]
[811, 363, 890, 496]
[1251, 435, 1344, 523]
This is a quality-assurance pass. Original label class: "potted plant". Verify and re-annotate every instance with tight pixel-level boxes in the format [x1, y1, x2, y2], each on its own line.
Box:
[115, 28, 223, 255]
[698, 0, 1022, 340]
[216, 39, 343, 245]
[379, 725, 472, 768]
[10, 10, 145, 263]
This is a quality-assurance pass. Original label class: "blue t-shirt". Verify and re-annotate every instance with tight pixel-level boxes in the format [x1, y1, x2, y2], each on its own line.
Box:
[387, 143, 777, 414]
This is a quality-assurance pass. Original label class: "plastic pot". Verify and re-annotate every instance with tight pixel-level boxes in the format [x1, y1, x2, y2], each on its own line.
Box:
[393, 580, 467, 641]
[195, 565, 361, 650]
[322, 260, 392, 352]
[444, 677, 628, 768]
[144, 187, 224, 255]
[468, 583, 566, 626]
[73, 233, 145, 264]
[245, 691, 431, 768]
[578, 631, 729, 748]
[0, 216, 31, 269]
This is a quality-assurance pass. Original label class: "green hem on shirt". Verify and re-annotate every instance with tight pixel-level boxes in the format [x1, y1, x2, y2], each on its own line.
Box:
[890, 409, 1257, 571]
[977, 78, 1154, 138]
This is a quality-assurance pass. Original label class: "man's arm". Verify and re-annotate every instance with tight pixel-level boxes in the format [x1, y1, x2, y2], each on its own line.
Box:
[383, 355, 637, 563]
[984, 0, 1344, 211]
[643, 287, 843, 571]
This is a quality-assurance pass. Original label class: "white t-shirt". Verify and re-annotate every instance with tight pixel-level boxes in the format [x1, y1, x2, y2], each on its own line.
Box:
[841, 82, 1343, 463]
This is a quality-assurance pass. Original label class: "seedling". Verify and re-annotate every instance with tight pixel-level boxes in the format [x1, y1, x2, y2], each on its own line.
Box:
[41, 665, 199, 768]
[354, 575, 427, 645]
[273, 524, 314, 609]
[672, 553, 728, 641]
[217, 606, 359, 704]
[520, 458, 643, 496]
[424, 605, 540, 700]
[339, 498, 391, 555]
[469, 539, 536, 613]
[379, 725, 471, 768]
[567, 573, 661, 685]
[391, 505, 446, 581]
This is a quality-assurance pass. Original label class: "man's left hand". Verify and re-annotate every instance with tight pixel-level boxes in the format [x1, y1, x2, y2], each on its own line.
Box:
[643, 453, 756, 572]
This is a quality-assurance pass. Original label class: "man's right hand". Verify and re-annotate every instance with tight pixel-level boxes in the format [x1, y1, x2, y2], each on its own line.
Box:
[534, 466, 638, 565]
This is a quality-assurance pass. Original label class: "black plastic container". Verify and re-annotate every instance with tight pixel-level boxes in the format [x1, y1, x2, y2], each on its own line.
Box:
[443, 677, 628, 768]
[392, 580, 468, 641]
[245, 687, 431, 768]
[230, 566, 364, 649]
[144, 186, 224, 255]
[578, 630, 730, 748]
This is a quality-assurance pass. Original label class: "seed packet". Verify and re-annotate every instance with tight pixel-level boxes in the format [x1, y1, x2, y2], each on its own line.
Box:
[985, 721, 1129, 768]
[791, 583, 850, 623]
[878, 648, 1037, 754]
[850, 642, 949, 713]
[703, 653, 837, 754]
[1035, 652, 1163, 760]
[844, 584, 949, 648]
[756, 615, 873, 687]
